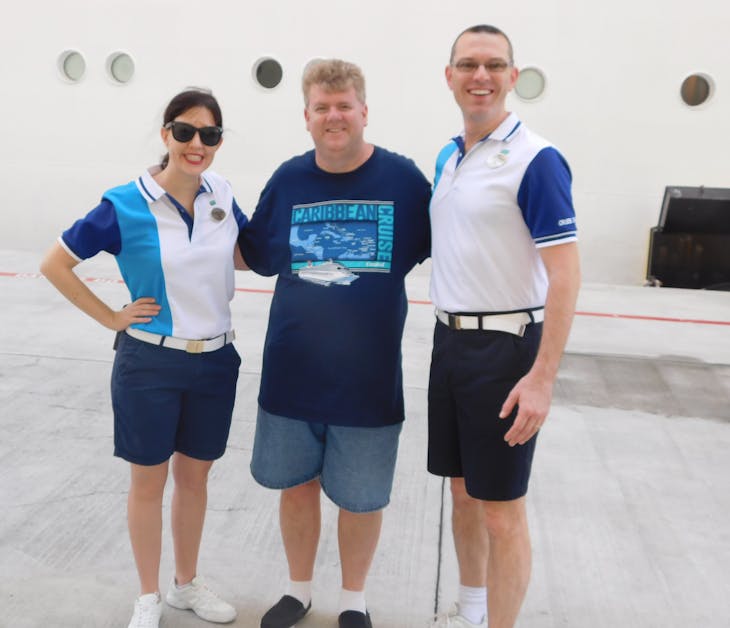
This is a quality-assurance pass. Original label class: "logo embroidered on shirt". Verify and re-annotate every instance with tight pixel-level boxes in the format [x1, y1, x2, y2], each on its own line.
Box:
[486, 149, 510, 169]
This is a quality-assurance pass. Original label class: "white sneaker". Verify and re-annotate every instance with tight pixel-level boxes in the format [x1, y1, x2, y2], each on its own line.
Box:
[166, 575, 237, 623]
[430, 604, 486, 627]
[128, 592, 162, 628]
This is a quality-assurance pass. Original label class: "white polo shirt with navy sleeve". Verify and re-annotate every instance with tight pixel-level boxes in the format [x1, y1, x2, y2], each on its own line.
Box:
[60, 166, 248, 339]
[429, 112, 577, 313]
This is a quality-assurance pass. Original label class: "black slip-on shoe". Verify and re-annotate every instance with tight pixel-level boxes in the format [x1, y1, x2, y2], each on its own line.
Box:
[338, 610, 373, 628]
[260, 595, 311, 628]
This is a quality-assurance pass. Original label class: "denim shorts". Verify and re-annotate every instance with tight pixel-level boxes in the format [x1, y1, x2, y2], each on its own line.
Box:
[250, 406, 402, 513]
[111, 331, 241, 466]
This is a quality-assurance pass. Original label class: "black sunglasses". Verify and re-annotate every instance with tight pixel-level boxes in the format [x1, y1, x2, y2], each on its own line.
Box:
[164, 121, 223, 146]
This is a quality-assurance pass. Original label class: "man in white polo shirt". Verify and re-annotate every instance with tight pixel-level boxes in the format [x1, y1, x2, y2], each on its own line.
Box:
[428, 24, 581, 628]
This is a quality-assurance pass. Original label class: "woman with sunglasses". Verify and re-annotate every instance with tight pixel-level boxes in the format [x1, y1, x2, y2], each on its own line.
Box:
[40, 88, 246, 628]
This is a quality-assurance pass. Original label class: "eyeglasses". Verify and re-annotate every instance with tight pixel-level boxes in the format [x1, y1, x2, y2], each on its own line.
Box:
[164, 121, 223, 146]
[453, 60, 511, 74]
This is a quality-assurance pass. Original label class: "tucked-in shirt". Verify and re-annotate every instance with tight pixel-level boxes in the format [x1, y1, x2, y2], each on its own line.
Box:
[60, 167, 248, 339]
[430, 112, 577, 313]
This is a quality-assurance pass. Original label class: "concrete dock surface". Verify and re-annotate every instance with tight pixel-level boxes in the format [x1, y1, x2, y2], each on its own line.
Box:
[1, 249, 729, 628]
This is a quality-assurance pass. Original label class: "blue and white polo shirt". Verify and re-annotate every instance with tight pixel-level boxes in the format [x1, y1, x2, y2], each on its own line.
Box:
[60, 167, 248, 339]
[429, 112, 577, 313]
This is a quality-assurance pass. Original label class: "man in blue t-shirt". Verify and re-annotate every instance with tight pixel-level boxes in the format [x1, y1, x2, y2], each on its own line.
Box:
[238, 59, 431, 628]
[428, 25, 581, 628]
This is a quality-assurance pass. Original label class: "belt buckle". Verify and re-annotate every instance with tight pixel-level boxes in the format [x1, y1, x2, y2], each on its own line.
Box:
[186, 340, 205, 354]
[448, 313, 461, 330]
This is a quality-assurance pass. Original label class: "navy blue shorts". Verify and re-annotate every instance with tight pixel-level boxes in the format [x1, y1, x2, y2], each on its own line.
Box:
[427, 320, 542, 501]
[111, 332, 241, 466]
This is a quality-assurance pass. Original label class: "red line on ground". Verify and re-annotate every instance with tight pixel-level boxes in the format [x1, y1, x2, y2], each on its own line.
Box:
[4, 271, 729, 326]
[235, 287, 276, 295]
[574, 310, 730, 326]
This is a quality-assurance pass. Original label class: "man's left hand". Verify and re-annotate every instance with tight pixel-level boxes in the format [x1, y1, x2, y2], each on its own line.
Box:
[499, 371, 553, 446]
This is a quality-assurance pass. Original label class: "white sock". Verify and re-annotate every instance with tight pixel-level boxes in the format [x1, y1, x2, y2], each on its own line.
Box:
[338, 588, 367, 614]
[458, 584, 487, 624]
[286, 580, 312, 607]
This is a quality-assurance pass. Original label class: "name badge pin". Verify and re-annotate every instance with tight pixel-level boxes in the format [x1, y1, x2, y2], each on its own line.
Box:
[486, 153, 508, 169]
[210, 207, 226, 221]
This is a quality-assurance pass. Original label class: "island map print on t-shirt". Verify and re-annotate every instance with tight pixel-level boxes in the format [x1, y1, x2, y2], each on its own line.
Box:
[289, 199, 394, 273]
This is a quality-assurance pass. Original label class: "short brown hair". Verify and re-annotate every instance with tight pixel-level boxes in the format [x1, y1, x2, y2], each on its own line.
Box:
[302, 58, 366, 106]
[450, 24, 514, 65]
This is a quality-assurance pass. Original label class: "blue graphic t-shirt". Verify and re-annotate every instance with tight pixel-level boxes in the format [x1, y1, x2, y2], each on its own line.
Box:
[238, 147, 431, 427]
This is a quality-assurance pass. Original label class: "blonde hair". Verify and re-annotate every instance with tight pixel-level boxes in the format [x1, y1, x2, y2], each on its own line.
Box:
[302, 58, 366, 106]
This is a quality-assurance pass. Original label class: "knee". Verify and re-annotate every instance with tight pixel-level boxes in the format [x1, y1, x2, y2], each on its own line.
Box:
[130, 485, 165, 503]
[130, 474, 166, 502]
[482, 500, 527, 539]
[282, 479, 321, 507]
[450, 477, 479, 511]
[172, 459, 212, 493]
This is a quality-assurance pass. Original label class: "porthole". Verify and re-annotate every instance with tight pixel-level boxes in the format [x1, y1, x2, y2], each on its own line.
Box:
[57, 50, 86, 83]
[680, 73, 713, 107]
[253, 57, 283, 89]
[106, 52, 135, 84]
[515, 67, 546, 101]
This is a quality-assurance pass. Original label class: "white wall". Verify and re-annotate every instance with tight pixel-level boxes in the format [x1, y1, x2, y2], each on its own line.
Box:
[1, 0, 727, 284]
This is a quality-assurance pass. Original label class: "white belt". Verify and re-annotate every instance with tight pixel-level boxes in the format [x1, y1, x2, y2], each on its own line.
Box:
[435, 308, 544, 337]
[125, 328, 236, 353]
